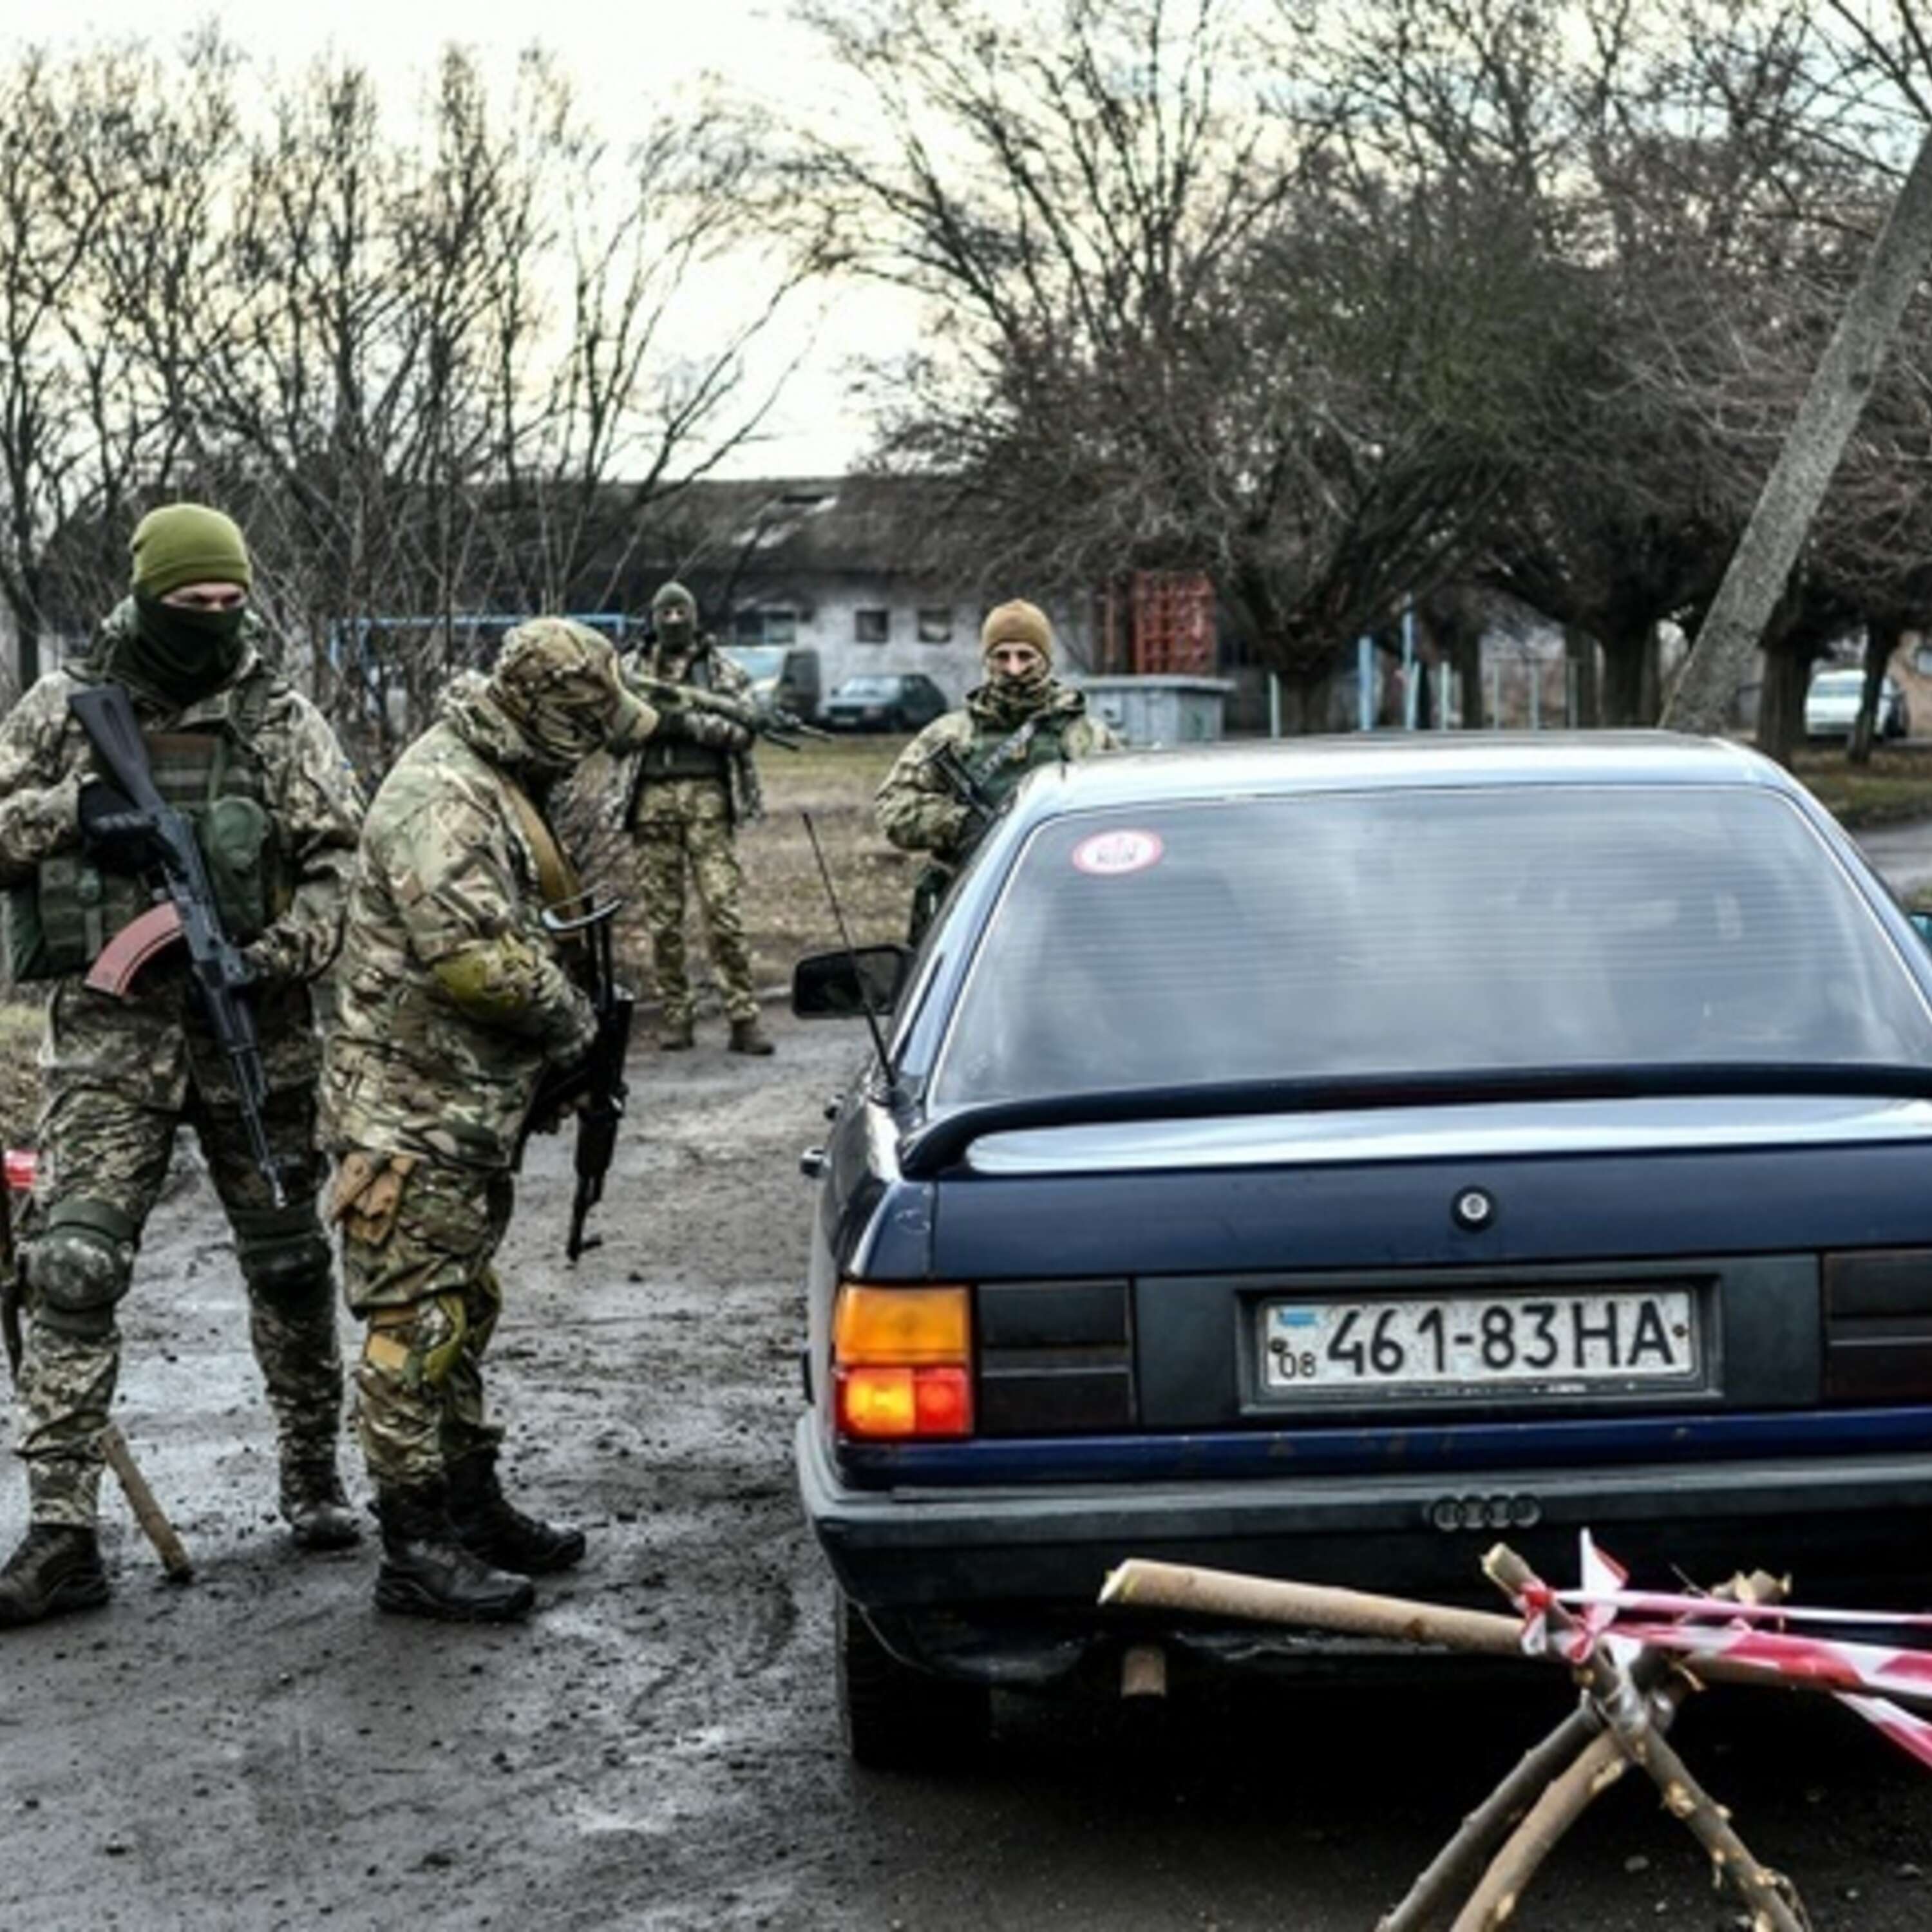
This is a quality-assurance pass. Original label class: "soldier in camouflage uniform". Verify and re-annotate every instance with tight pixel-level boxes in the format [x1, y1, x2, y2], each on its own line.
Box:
[0, 503, 365, 1629]
[621, 582, 773, 1056]
[322, 618, 657, 1622]
[876, 599, 1121, 940]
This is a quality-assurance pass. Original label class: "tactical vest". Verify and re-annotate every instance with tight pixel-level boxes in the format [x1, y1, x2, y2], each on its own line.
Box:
[633, 649, 730, 789]
[968, 712, 1074, 814]
[6, 676, 289, 982]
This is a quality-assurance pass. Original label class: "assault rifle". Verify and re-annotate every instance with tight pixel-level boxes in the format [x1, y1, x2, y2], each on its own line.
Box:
[924, 739, 1001, 842]
[68, 683, 287, 1208]
[525, 895, 634, 1262]
[629, 675, 831, 752]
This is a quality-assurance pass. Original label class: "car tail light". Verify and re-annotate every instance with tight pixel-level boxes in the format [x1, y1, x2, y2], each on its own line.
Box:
[833, 1284, 973, 1439]
[1824, 1249, 1932, 1402]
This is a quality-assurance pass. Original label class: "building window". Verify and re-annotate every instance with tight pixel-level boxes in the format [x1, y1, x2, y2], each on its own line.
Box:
[917, 607, 954, 643]
[855, 607, 890, 644]
[732, 607, 797, 646]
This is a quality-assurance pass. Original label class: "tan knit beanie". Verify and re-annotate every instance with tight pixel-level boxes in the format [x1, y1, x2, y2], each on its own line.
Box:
[980, 599, 1052, 665]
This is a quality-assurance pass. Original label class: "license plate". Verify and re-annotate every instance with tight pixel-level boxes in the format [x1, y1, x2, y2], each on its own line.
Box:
[1261, 1289, 1698, 1397]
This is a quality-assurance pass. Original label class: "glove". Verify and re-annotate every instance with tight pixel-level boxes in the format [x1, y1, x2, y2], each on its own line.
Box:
[77, 779, 160, 873]
[241, 930, 297, 987]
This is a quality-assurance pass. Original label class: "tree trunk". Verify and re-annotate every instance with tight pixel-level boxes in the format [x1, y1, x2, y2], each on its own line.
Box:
[1453, 629, 1484, 730]
[1668, 123, 1932, 732]
[1637, 624, 1662, 724]
[14, 606, 39, 694]
[1754, 645, 1814, 768]
[1851, 615, 1901, 766]
[1564, 628, 1600, 726]
[1600, 632, 1649, 725]
[1273, 665, 1330, 734]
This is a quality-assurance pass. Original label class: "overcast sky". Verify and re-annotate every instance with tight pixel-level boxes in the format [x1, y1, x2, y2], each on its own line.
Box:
[19, 0, 905, 478]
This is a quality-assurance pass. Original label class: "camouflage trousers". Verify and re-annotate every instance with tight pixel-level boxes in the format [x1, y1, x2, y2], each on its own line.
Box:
[633, 779, 759, 1027]
[13, 1076, 343, 1528]
[330, 1151, 511, 1491]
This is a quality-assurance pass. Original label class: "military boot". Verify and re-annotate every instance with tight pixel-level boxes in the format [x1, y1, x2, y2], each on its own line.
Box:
[280, 1455, 363, 1552]
[447, 1447, 586, 1576]
[0, 1523, 109, 1627]
[374, 1480, 535, 1622]
[728, 1017, 774, 1057]
[658, 1016, 695, 1051]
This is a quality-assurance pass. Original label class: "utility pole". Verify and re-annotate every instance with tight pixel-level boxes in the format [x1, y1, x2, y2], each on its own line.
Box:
[1665, 125, 1932, 735]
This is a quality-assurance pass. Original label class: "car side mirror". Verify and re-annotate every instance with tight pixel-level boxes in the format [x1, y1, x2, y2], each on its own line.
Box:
[793, 944, 913, 1019]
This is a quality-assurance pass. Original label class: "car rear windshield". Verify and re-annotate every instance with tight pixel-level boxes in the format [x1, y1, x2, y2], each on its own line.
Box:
[929, 784, 1932, 1106]
[835, 677, 898, 699]
[1811, 672, 1863, 695]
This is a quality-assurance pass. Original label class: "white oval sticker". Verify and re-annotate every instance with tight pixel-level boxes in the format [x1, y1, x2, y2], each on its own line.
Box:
[1072, 829, 1164, 877]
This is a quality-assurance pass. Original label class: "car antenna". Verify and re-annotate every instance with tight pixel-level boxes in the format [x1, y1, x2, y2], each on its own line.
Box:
[800, 810, 896, 1079]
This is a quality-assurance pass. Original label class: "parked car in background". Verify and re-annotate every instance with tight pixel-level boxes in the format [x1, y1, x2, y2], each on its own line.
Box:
[792, 733, 1932, 1768]
[819, 672, 949, 733]
[1804, 667, 1909, 741]
[721, 643, 822, 722]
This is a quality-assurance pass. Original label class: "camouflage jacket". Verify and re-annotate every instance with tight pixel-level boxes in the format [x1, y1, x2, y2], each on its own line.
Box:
[620, 639, 764, 826]
[321, 674, 596, 1171]
[875, 679, 1119, 866]
[0, 599, 362, 1106]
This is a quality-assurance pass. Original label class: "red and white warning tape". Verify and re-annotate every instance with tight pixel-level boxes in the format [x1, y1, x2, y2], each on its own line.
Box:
[1516, 1531, 1932, 1771]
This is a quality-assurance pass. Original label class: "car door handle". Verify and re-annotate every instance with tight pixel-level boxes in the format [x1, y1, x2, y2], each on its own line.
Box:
[799, 1146, 828, 1180]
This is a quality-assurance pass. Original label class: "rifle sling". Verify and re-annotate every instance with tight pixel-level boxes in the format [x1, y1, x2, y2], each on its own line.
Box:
[498, 778, 582, 911]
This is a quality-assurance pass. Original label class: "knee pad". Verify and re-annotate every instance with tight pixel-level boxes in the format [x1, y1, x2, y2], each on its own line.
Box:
[365, 1292, 468, 1391]
[27, 1197, 137, 1339]
[231, 1200, 334, 1312]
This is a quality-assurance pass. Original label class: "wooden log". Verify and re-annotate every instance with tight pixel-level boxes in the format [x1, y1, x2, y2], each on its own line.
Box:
[1100, 1559, 1526, 1656]
[101, 1424, 193, 1584]
[1444, 1575, 1790, 1932]
[1483, 1547, 1808, 1932]
[1102, 1557, 1931, 1709]
[1384, 1570, 1785, 1931]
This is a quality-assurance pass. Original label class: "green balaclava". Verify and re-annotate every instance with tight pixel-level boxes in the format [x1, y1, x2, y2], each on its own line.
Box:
[124, 503, 253, 704]
[650, 580, 698, 659]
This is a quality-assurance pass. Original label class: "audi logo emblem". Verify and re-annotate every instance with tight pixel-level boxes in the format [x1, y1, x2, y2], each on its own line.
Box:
[1428, 1493, 1542, 1533]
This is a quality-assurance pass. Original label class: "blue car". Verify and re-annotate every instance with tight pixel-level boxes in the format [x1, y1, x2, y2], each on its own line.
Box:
[791, 733, 1932, 1766]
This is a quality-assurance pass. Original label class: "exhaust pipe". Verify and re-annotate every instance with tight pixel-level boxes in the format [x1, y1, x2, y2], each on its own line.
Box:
[1121, 1642, 1168, 1700]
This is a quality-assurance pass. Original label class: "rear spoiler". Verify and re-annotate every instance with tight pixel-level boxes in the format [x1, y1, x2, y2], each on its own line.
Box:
[895, 1061, 1932, 1179]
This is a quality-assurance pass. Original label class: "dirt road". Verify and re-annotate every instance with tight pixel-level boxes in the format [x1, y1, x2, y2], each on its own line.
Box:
[3, 1008, 1931, 1932]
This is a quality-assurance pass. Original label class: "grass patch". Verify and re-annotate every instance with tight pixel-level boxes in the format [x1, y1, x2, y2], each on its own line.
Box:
[742, 733, 916, 985]
[1790, 743, 1932, 828]
[559, 731, 916, 1001]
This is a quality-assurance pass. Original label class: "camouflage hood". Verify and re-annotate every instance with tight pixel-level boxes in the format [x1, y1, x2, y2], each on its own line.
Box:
[437, 671, 556, 786]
